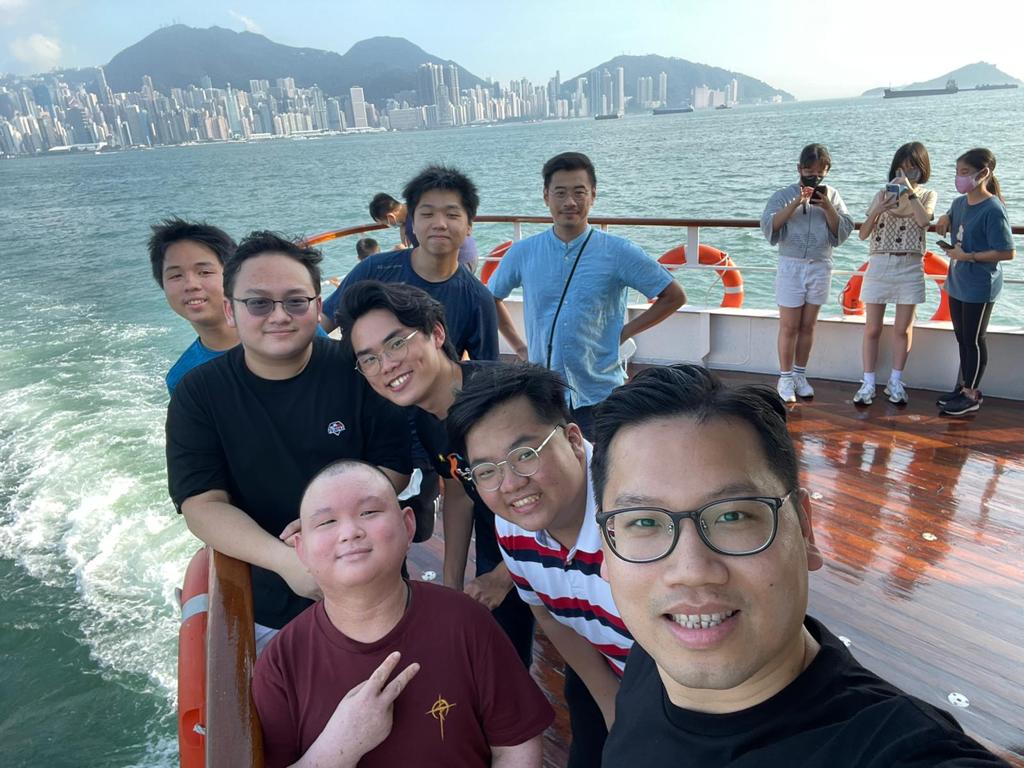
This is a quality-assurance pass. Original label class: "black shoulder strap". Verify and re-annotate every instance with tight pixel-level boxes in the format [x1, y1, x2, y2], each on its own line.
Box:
[546, 228, 595, 370]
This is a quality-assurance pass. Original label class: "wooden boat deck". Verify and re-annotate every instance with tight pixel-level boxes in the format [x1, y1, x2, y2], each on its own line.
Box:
[405, 371, 1024, 768]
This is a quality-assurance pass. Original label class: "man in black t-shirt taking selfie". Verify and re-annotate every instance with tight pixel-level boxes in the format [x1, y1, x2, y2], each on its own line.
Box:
[165, 232, 410, 653]
[591, 365, 1009, 768]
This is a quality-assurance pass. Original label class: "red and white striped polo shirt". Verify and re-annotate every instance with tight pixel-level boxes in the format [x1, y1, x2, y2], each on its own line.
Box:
[495, 442, 633, 675]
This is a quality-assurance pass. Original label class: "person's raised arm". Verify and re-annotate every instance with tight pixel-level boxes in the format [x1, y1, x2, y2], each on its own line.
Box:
[442, 477, 475, 591]
[620, 280, 685, 344]
[182, 490, 321, 600]
[290, 651, 420, 768]
[494, 298, 528, 360]
[860, 191, 895, 240]
[530, 604, 620, 728]
[490, 734, 543, 768]
[762, 187, 813, 241]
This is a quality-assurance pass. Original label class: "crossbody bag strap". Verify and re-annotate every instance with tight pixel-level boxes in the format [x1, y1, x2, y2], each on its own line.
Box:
[546, 228, 595, 370]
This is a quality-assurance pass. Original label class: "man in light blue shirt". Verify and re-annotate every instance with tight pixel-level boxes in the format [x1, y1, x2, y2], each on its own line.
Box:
[489, 152, 686, 435]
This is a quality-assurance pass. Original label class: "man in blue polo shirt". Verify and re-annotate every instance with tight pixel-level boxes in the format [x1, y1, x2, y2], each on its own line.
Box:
[488, 151, 686, 436]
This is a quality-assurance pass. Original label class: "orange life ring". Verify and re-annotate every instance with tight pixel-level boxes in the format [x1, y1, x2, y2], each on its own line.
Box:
[840, 251, 951, 322]
[480, 240, 513, 285]
[659, 244, 744, 308]
[178, 547, 209, 768]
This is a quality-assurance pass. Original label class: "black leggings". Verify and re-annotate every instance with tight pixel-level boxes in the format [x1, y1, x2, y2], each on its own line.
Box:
[948, 297, 995, 391]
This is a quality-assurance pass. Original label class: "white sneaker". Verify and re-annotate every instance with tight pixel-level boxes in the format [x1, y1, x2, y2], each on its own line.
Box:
[777, 376, 797, 403]
[793, 373, 815, 398]
[853, 381, 875, 405]
[885, 379, 908, 404]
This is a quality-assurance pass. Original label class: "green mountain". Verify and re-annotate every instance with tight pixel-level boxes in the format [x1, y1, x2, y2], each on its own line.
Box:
[103, 26, 485, 101]
[862, 61, 1022, 96]
[562, 54, 793, 107]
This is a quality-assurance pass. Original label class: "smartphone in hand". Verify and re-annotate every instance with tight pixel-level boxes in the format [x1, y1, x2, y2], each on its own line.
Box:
[885, 183, 906, 198]
[936, 240, 953, 250]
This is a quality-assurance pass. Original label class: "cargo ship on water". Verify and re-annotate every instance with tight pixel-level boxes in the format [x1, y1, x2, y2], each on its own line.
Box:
[883, 79, 958, 98]
[652, 105, 694, 115]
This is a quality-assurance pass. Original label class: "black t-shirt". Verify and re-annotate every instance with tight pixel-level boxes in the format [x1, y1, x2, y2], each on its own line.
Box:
[603, 616, 1009, 767]
[412, 361, 502, 570]
[166, 337, 412, 628]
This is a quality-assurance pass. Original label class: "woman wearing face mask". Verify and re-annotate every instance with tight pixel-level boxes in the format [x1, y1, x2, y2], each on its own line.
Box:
[933, 148, 1015, 416]
[761, 143, 855, 403]
[852, 142, 937, 406]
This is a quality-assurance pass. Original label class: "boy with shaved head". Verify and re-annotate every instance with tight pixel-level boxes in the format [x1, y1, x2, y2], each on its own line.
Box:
[252, 460, 552, 768]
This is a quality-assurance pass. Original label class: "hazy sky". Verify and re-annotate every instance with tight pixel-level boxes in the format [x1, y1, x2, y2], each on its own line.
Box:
[2, 0, 1021, 99]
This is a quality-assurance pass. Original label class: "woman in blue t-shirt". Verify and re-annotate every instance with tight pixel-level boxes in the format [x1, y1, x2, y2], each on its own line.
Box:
[934, 148, 1016, 416]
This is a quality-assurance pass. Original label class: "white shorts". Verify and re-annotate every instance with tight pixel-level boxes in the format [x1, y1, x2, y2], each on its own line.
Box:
[861, 254, 926, 305]
[775, 258, 831, 308]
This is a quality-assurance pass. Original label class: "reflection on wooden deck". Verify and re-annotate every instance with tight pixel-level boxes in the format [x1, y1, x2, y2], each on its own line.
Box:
[407, 371, 1024, 768]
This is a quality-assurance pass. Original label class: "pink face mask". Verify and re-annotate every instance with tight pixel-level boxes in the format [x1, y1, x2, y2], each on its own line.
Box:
[955, 171, 982, 194]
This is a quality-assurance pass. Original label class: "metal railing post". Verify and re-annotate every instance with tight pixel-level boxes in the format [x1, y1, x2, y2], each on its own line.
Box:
[687, 225, 700, 267]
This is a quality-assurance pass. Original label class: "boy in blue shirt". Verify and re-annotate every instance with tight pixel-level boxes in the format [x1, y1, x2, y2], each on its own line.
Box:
[147, 218, 238, 393]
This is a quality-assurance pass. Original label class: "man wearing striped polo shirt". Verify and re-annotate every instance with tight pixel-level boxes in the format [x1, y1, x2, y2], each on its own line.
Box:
[447, 362, 632, 768]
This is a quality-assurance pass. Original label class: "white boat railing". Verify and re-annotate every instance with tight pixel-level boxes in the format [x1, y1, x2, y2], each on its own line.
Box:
[305, 215, 1024, 321]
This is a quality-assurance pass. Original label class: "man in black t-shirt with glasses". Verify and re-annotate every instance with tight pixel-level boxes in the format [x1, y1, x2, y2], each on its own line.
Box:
[591, 365, 1009, 768]
[165, 231, 410, 653]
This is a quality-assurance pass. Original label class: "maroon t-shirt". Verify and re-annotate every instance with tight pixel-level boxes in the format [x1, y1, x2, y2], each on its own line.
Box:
[252, 580, 553, 768]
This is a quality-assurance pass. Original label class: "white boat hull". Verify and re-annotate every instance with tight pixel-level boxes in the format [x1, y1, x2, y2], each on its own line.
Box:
[497, 299, 1024, 401]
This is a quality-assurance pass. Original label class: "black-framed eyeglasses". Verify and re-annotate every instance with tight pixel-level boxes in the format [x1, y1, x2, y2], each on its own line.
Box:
[354, 330, 419, 376]
[466, 425, 563, 492]
[232, 296, 318, 317]
[596, 492, 794, 563]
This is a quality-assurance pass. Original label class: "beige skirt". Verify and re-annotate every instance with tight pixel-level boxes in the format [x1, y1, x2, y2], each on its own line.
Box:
[861, 253, 926, 305]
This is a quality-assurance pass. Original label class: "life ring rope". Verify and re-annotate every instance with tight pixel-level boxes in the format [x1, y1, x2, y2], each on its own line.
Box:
[658, 244, 745, 309]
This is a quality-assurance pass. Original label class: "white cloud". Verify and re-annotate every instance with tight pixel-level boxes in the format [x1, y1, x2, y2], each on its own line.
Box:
[9, 33, 62, 71]
[228, 10, 262, 34]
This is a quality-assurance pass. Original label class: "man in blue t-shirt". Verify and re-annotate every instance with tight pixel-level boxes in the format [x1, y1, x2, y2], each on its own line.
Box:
[488, 152, 686, 436]
[322, 168, 496, 361]
[367, 191, 479, 273]
[148, 218, 238, 393]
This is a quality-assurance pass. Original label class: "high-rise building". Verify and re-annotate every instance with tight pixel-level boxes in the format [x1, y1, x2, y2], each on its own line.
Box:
[729, 78, 739, 105]
[418, 63, 444, 107]
[600, 69, 613, 116]
[614, 67, 625, 114]
[658, 72, 668, 104]
[446, 63, 461, 104]
[349, 86, 368, 128]
[326, 98, 346, 131]
[588, 69, 602, 117]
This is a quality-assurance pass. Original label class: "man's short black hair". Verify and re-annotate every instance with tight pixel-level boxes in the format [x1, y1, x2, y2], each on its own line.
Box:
[336, 280, 457, 361]
[402, 165, 479, 222]
[591, 365, 798, 506]
[224, 231, 323, 298]
[147, 217, 236, 289]
[447, 362, 572, 457]
[356, 237, 380, 261]
[369, 193, 401, 223]
[542, 151, 597, 189]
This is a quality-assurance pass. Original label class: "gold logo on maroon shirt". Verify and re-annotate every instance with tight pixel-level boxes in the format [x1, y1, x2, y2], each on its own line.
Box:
[426, 694, 456, 741]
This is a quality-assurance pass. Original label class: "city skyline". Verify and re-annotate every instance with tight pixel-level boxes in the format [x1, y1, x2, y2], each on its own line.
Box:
[2, 0, 1022, 101]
